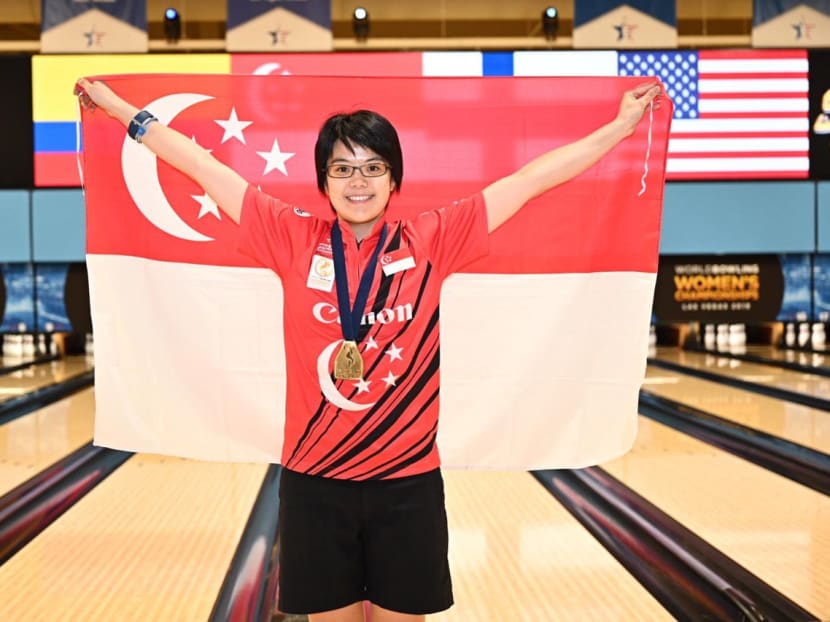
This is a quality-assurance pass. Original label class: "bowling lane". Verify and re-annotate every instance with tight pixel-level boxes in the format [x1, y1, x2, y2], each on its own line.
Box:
[0, 454, 267, 622]
[643, 366, 830, 453]
[744, 344, 830, 370]
[603, 417, 830, 618]
[655, 347, 830, 401]
[430, 470, 673, 621]
[0, 387, 96, 495]
[0, 356, 94, 404]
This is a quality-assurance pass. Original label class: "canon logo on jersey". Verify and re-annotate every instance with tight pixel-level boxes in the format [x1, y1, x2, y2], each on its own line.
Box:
[313, 302, 414, 326]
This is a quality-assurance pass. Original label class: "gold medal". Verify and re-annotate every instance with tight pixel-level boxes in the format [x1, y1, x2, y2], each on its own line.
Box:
[334, 340, 364, 380]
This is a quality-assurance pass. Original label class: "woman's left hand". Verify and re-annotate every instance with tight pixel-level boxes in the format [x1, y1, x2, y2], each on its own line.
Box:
[616, 82, 663, 136]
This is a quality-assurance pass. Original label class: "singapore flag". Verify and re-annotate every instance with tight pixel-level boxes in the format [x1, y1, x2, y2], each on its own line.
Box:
[82, 74, 671, 468]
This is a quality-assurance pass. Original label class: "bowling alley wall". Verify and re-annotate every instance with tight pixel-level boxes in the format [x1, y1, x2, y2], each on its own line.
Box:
[1, 50, 830, 342]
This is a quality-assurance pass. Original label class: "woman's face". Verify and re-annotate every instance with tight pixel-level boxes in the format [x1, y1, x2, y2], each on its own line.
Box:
[324, 140, 395, 233]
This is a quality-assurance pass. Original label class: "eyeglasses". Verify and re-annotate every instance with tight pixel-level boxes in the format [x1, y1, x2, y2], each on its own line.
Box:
[325, 162, 391, 178]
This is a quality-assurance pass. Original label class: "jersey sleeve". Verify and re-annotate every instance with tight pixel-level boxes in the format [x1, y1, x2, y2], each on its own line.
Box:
[412, 192, 490, 278]
[237, 184, 316, 276]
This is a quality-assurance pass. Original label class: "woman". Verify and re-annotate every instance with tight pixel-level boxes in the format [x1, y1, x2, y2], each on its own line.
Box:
[76, 77, 660, 622]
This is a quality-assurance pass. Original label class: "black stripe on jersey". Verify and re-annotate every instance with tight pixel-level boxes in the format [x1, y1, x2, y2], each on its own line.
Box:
[358, 422, 439, 481]
[285, 225, 403, 468]
[288, 260, 435, 468]
[310, 310, 440, 477]
[327, 387, 439, 480]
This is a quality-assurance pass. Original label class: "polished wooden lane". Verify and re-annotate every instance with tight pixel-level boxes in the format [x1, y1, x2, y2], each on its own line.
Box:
[744, 345, 830, 369]
[655, 347, 830, 400]
[0, 387, 96, 495]
[603, 417, 830, 619]
[643, 366, 830, 453]
[0, 453, 267, 622]
[430, 470, 673, 621]
[0, 356, 94, 404]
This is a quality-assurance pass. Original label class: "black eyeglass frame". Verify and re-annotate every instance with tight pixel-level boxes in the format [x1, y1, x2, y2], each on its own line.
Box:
[324, 162, 392, 178]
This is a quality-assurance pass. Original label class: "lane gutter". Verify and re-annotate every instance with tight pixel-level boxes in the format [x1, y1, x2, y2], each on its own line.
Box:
[0, 442, 133, 565]
[639, 390, 830, 496]
[648, 357, 830, 412]
[209, 464, 283, 622]
[533, 467, 820, 621]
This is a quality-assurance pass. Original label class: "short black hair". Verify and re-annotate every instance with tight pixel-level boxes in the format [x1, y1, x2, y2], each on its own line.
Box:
[314, 110, 403, 194]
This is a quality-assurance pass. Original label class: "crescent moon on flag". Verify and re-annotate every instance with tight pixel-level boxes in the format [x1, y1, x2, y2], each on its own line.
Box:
[317, 340, 375, 412]
[253, 62, 290, 75]
[121, 93, 215, 242]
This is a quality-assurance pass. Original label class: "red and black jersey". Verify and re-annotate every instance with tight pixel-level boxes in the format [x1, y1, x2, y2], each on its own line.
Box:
[238, 186, 489, 480]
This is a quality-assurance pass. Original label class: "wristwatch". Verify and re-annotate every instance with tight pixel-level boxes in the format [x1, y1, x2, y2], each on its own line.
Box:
[128, 110, 159, 144]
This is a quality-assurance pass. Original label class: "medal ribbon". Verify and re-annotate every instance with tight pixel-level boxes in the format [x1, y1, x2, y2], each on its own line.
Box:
[330, 221, 388, 343]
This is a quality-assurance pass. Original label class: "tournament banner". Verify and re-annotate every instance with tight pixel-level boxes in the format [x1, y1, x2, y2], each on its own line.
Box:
[651, 254, 815, 323]
[573, 0, 677, 49]
[41, 0, 148, 53]
[80, 74, 671, 469]
[226, 0, 332, 52]
[752, 0, 830, 47]
[810, 50, 830, 179]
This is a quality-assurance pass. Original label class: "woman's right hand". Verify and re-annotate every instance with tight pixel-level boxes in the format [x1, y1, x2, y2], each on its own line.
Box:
[74, 78, 134, 121]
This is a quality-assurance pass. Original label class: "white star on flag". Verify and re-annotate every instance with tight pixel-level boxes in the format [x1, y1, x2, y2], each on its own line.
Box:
[257, 139, 295, 175]
[215, 107, 252, 144]
[384, 343, 403, 362]
[192, 193, 220, 220]
[382, 371, 398, 387]
[191, 135, 212, 154]
[353, 378, 371, 394]
[364, 336, 378, 351]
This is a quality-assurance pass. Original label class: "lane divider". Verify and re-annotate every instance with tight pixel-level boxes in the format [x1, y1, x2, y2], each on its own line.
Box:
[532, 467, 820, 621]
[648, 357, 830, 412]
[0, 442, 133, 565]
[0, 370, 94, 427]
[209, 465, 283, 622]
[686, 347, 830, 379]
[0, 354, 60, 377]
[640, 390, 830, 496]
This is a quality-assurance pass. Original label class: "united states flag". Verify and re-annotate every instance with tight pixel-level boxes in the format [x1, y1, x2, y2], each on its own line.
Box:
[619, 49, 809, 179]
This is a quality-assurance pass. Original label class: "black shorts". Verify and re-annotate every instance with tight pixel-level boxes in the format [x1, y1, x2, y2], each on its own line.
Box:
[276, 467, 452, 615]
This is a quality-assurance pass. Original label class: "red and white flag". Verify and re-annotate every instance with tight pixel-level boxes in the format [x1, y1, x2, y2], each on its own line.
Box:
[82, 74, 671, 469]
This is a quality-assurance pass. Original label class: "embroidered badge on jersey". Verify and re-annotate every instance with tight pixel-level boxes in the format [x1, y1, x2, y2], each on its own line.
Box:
[380, 248, 416, 276]
[307, 254, 335, 291]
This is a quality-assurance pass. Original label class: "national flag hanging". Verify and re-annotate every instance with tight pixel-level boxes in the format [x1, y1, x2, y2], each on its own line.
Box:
[618, 49, 810, 179]
[81, 74, 671, 468]
[37, 50, 804, 187]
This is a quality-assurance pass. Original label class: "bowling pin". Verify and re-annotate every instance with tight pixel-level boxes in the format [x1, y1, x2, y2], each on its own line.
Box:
[716, 324, 729, 351]
[785, 323, 796, 347]
[798, 322, 811, 348]
[812, 323, 826, 349]
[22, 334, 35, 356]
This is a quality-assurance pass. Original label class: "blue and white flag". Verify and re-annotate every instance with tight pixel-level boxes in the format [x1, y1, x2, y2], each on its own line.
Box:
[573, 1, 677, 49]
[41, 0, 147, 53]
[752, 0, 830, 47]
[226, 0, 332, 51]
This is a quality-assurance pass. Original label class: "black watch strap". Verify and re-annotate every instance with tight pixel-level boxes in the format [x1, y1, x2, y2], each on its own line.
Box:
[128, 110, 158, 143]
